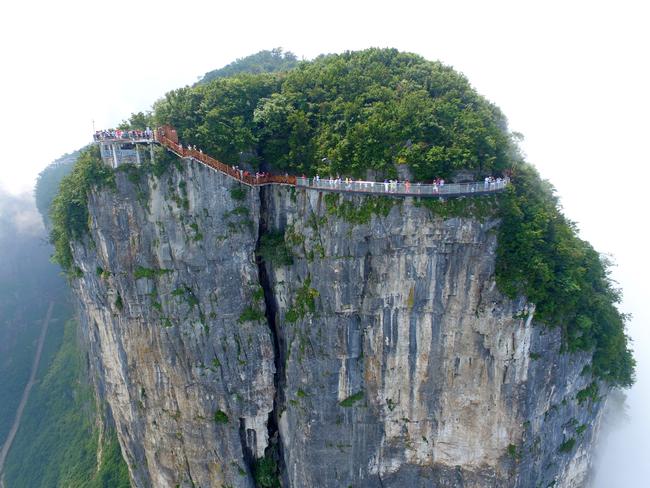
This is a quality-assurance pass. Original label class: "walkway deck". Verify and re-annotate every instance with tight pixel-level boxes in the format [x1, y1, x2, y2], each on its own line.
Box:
[101, 125, 509, 198]
[295, 177, 506, 197]
[95, 137, 155, 145]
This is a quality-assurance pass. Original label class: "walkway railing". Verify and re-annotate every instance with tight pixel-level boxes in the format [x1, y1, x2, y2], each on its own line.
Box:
[296, 177, 507, 196]
[95, 137, 155, 144]
[150, 125, 509, 197]
[155, 127, 296, 186]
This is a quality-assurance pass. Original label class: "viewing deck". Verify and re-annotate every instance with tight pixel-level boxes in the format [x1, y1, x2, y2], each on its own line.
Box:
[95, 136, 155, 144]
[95, 131, 156, 168]
[95, 125, 510, 198]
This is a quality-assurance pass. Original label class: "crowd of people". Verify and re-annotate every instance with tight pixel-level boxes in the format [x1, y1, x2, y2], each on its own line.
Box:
[231, 164, 276, 181]
[117, 129, 509, 194]
[94, 128, 154, 141]
[296, 174, 508, 194]
[484, 176, 507, 190]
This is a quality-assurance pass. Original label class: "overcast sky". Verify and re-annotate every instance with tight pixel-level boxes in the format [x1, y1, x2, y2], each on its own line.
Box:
[0, 0, 647, 484]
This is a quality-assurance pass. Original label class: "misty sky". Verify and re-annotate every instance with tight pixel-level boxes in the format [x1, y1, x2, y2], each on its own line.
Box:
[0, 0, 648, 484]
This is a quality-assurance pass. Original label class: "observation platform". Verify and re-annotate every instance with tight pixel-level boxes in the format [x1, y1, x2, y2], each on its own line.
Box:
[95, 131, 157, 168]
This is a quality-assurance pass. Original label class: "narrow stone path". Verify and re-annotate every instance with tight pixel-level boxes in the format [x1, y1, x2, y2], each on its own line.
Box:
[0, 301, 54, 486]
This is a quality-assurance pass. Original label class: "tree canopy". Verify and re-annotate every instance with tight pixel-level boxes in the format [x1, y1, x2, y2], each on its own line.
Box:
[35, 150, 81, 228]
[153, 48, 513, 180]
[198, 48, 298, 85]
[496, 165, 634, 386]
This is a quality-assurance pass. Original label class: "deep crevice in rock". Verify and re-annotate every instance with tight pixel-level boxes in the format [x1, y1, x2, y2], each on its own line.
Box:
[254, 185, 288, 487]
[238, 418, 256, 476]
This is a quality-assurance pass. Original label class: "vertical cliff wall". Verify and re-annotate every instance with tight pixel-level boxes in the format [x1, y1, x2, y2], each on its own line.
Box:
[72, 162, 274, 488]
[70, 158, 606, 488]
[261, 186, 604, 488]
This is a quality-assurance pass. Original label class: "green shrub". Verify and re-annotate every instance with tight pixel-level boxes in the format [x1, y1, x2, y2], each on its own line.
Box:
[150, 146, 176, 177]
[189, 222, 203, 241]
[285, 276, 319, 323]
[229, 206, 250, 217]
[324, 193, 339, 209]
[558, 438, 576, 453]
[252, 286, 265, 301]
[506, 443, 520, 459]
[328, 196, 394, 225]
[230, 186, 247, 201]
[114, 293, 123, 311]
[238, 306, 265, 323]
[49, 146, 114, 273]
[339, 391, 364, 407]
[117, 163, 143, 184]
[134, 266, 172, 280]
[253, 456, 280, 488]
[214, 410, 229, 424]
[416, 194, 501, 220]
[171, 285, 199, 307]
[576, 382, 599, 405]
[258, 231, 294, 265]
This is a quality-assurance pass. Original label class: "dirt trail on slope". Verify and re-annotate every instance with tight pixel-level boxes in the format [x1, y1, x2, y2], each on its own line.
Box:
[0, 301, 54, 487]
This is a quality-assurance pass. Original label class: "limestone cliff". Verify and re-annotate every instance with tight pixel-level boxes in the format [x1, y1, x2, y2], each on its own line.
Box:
[70, 158, 605, 488]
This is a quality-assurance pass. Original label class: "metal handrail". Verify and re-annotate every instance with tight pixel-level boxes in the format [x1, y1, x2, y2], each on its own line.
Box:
[295, 177, 508, 196]
[149, 125, 509, 197]
[95, 137, 155, 144]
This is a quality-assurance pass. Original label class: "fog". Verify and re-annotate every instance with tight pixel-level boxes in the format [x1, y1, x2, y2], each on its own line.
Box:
[0, 190, 43, 240]
[0, 190, 48, 290]
[0, 0, 647, 485]
[591, 274, 650, 486]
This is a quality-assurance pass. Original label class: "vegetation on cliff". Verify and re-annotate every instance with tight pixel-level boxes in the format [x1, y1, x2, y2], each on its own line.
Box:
[153, 48, 512, 180]
[51, 48, 634, 387]
[496, 166, 634, 386]
[34, 149, 80, 228]
[49, 145, 114, 273]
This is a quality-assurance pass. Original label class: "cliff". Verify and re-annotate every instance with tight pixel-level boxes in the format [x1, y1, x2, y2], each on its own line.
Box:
[66, 157, 606, 488]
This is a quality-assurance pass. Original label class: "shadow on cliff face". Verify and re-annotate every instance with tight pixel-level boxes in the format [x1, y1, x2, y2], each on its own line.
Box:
[592, 294, 650, 487]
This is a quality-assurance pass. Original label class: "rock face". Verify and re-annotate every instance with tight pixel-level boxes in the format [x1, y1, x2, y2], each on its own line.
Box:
[71, 158, 605, 488]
